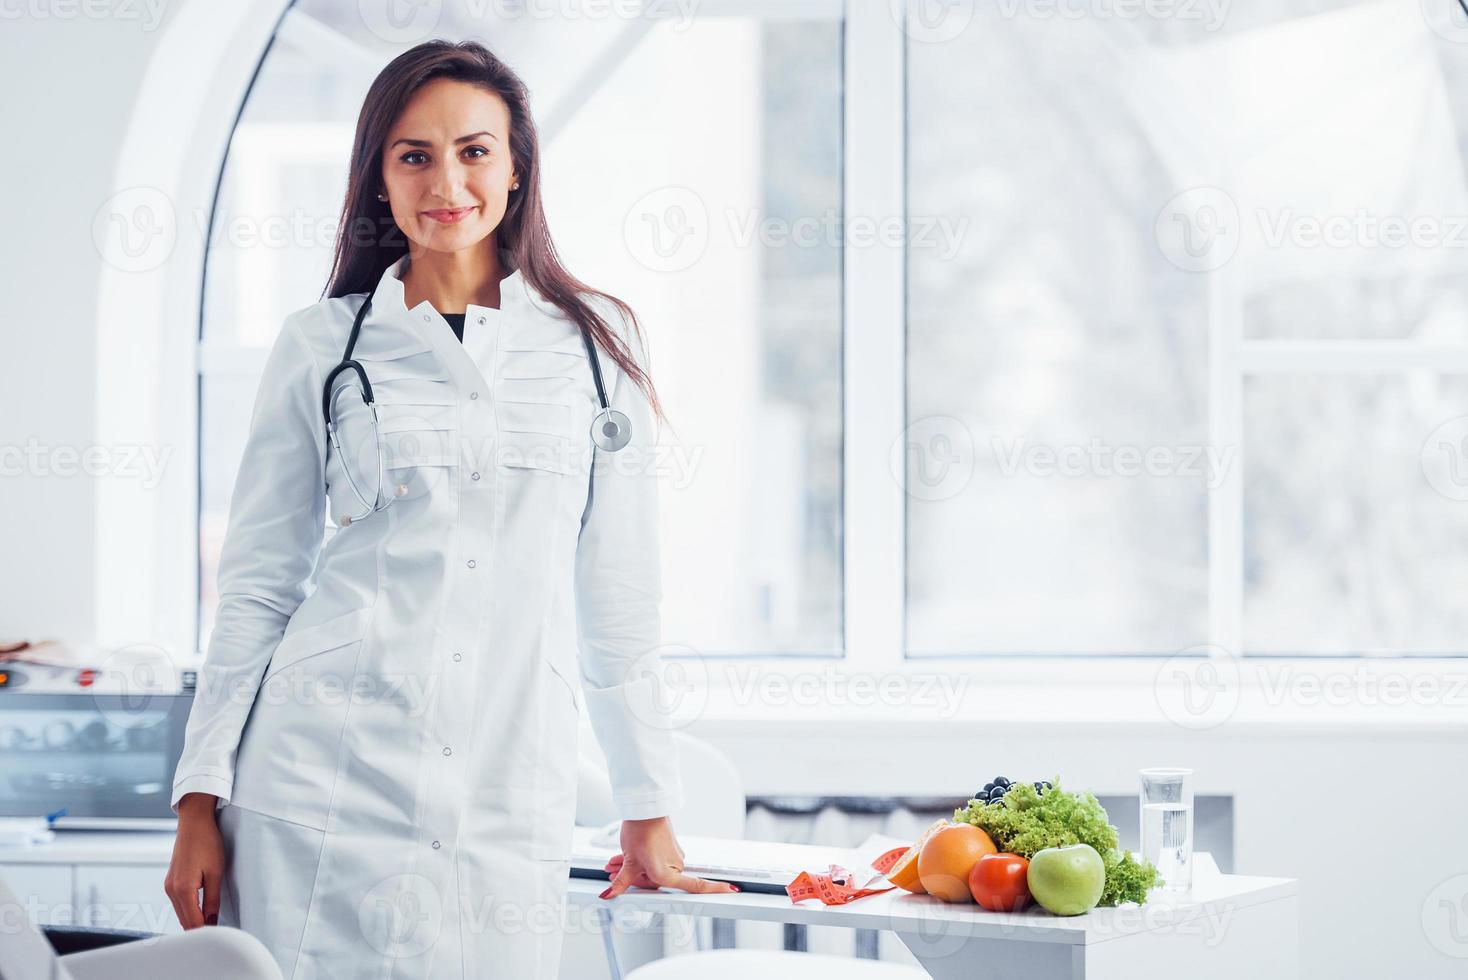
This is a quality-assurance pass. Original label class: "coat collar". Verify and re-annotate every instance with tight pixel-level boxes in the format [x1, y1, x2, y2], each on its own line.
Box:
[372, 247, 530, 399]
[374, 247, 527, 319]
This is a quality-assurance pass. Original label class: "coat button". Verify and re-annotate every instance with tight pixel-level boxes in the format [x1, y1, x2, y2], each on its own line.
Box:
[443, 746, 452, 756]
[431, 840, 441, 849]
[477, 316, 486, 325]
[470, 392, 479, 400]
[471, 471, 480, 480]
[453, 653, 462, 662]
[466, 559, 476, 568]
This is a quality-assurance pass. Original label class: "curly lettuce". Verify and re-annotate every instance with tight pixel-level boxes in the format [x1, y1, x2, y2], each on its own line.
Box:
[953, 777, 1161, 906]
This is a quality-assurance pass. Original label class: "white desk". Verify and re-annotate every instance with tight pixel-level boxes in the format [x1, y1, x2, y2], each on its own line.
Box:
[3, 834, 1298, 979]
[566, 854, 1299, 980]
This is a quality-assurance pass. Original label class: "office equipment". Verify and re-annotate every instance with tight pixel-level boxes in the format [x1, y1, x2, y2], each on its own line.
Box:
[570, 823, 902, 895]
[0, 665, 193, 830]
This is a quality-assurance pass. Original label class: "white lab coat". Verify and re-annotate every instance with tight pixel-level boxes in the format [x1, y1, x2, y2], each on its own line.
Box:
[170, 251, 684, 978]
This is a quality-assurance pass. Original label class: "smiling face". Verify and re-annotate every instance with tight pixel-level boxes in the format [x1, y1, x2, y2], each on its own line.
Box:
[379, 78, 519, 254]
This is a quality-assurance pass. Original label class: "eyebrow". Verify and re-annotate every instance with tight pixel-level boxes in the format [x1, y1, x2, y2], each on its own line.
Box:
[389, 131, 499, 150]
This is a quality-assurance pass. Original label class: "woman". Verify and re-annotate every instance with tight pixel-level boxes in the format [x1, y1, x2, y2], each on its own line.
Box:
[164, 39, 733, 978]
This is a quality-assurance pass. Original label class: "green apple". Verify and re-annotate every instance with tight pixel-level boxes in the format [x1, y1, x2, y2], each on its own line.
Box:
[1026, 844, 1105, 916]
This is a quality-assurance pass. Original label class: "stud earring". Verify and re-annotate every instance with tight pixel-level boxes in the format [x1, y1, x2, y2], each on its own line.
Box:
[376, 192, 388, 202]
[511, 183, 520, 191]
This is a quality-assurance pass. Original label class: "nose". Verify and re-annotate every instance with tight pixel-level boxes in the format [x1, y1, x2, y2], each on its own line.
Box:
[429, 156, 470, 204]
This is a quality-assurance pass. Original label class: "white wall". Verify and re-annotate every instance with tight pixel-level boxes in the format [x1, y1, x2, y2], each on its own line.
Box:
[0, 3, 164, 641]
[0, 0, 287, 659]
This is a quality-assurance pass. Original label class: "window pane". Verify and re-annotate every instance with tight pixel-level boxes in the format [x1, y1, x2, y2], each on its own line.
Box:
[200, 39, 361, 347]
[1070, 0, 1468, 342]
[905, 8, 1209, 656]
[198, 370, 265, 646]
[1244, 374, 1468, 655]
[1219, 4, 1468, 340]
[539, 17, 843, 656]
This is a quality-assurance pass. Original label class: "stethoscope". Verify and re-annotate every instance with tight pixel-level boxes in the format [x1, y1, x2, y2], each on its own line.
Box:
[320, 278, 631, 525]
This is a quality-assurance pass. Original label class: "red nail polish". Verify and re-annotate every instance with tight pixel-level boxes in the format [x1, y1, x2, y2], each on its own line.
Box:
[730, 884, 741, 892]
[599, 887, 612, 899]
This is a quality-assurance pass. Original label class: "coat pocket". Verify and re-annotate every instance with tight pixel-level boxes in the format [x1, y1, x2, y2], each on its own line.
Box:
[541, 654, 580, 715]
[376, 404, 459, 500]
[499, 347, 587, 382]
[261, 607, 374, 684]
[234, 607, 374, 831]
[496, 394, 575, 476]
[530, 654, 581, 860]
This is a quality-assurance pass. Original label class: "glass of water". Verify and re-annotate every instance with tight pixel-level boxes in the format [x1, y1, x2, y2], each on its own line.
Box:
[1139, 767, 1194, 893]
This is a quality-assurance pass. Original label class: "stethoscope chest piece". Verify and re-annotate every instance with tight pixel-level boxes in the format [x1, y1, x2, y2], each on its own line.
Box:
[590, 407, 632, 452]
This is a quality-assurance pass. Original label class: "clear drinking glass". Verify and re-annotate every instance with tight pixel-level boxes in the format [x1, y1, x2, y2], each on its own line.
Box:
[1139, 767, 1194, 893]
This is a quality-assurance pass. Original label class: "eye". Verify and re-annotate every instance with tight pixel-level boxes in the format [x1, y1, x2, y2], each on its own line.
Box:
[401, 150, 428, 165]
[463, 145, 489, 160]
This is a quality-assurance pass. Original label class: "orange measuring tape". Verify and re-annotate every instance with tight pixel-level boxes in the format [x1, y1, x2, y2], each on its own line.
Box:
[785, 846, 909, 906]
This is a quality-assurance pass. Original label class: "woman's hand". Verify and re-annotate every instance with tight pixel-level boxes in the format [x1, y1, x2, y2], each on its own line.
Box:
[599, 816, 739, 899]
[164, 793, 226, 929]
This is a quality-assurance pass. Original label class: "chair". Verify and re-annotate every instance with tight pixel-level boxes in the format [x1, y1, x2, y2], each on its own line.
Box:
[0, 868, 282, 980]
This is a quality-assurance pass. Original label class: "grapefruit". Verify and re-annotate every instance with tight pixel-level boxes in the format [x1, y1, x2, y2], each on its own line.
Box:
[917, 824, 997, 902]
[886, 818, 950, 894]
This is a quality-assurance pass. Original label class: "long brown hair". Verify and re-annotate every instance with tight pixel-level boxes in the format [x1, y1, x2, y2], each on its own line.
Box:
[323, 39, 666, 427]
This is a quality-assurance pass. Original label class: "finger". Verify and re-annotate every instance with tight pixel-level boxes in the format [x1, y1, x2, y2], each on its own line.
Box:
[169, 894, 195, 932]
[169, 873, 203, 930]
[603, 854, 660, 890]
[202, 868, 222, 926]
[600, 861, 637, 900]
[183, 876, 206, 929]
[659, 871, 740, 895]
[164, 885, 189, 932]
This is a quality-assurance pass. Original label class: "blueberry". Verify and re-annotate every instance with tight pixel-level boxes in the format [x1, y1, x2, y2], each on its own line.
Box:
[994, 776, 1011, 788]
[983, 782, 995, 793]
[1033, 781, 1044, 792]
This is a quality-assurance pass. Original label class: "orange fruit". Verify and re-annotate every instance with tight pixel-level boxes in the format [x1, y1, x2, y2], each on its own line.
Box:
[917, 824, 997, 902]
[886, 818, 950, 894]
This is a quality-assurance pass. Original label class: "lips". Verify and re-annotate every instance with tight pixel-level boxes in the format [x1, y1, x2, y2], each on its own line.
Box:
[422, 206, 476, 224]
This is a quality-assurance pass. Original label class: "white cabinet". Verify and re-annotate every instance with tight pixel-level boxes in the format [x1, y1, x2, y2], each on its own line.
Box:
[0, 863, 74, 925]
[75, 863, 181, 934]
[0, 831, 179, 937]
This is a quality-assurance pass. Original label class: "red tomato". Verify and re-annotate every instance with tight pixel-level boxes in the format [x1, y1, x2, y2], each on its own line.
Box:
[968, 852, 1032, 911]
